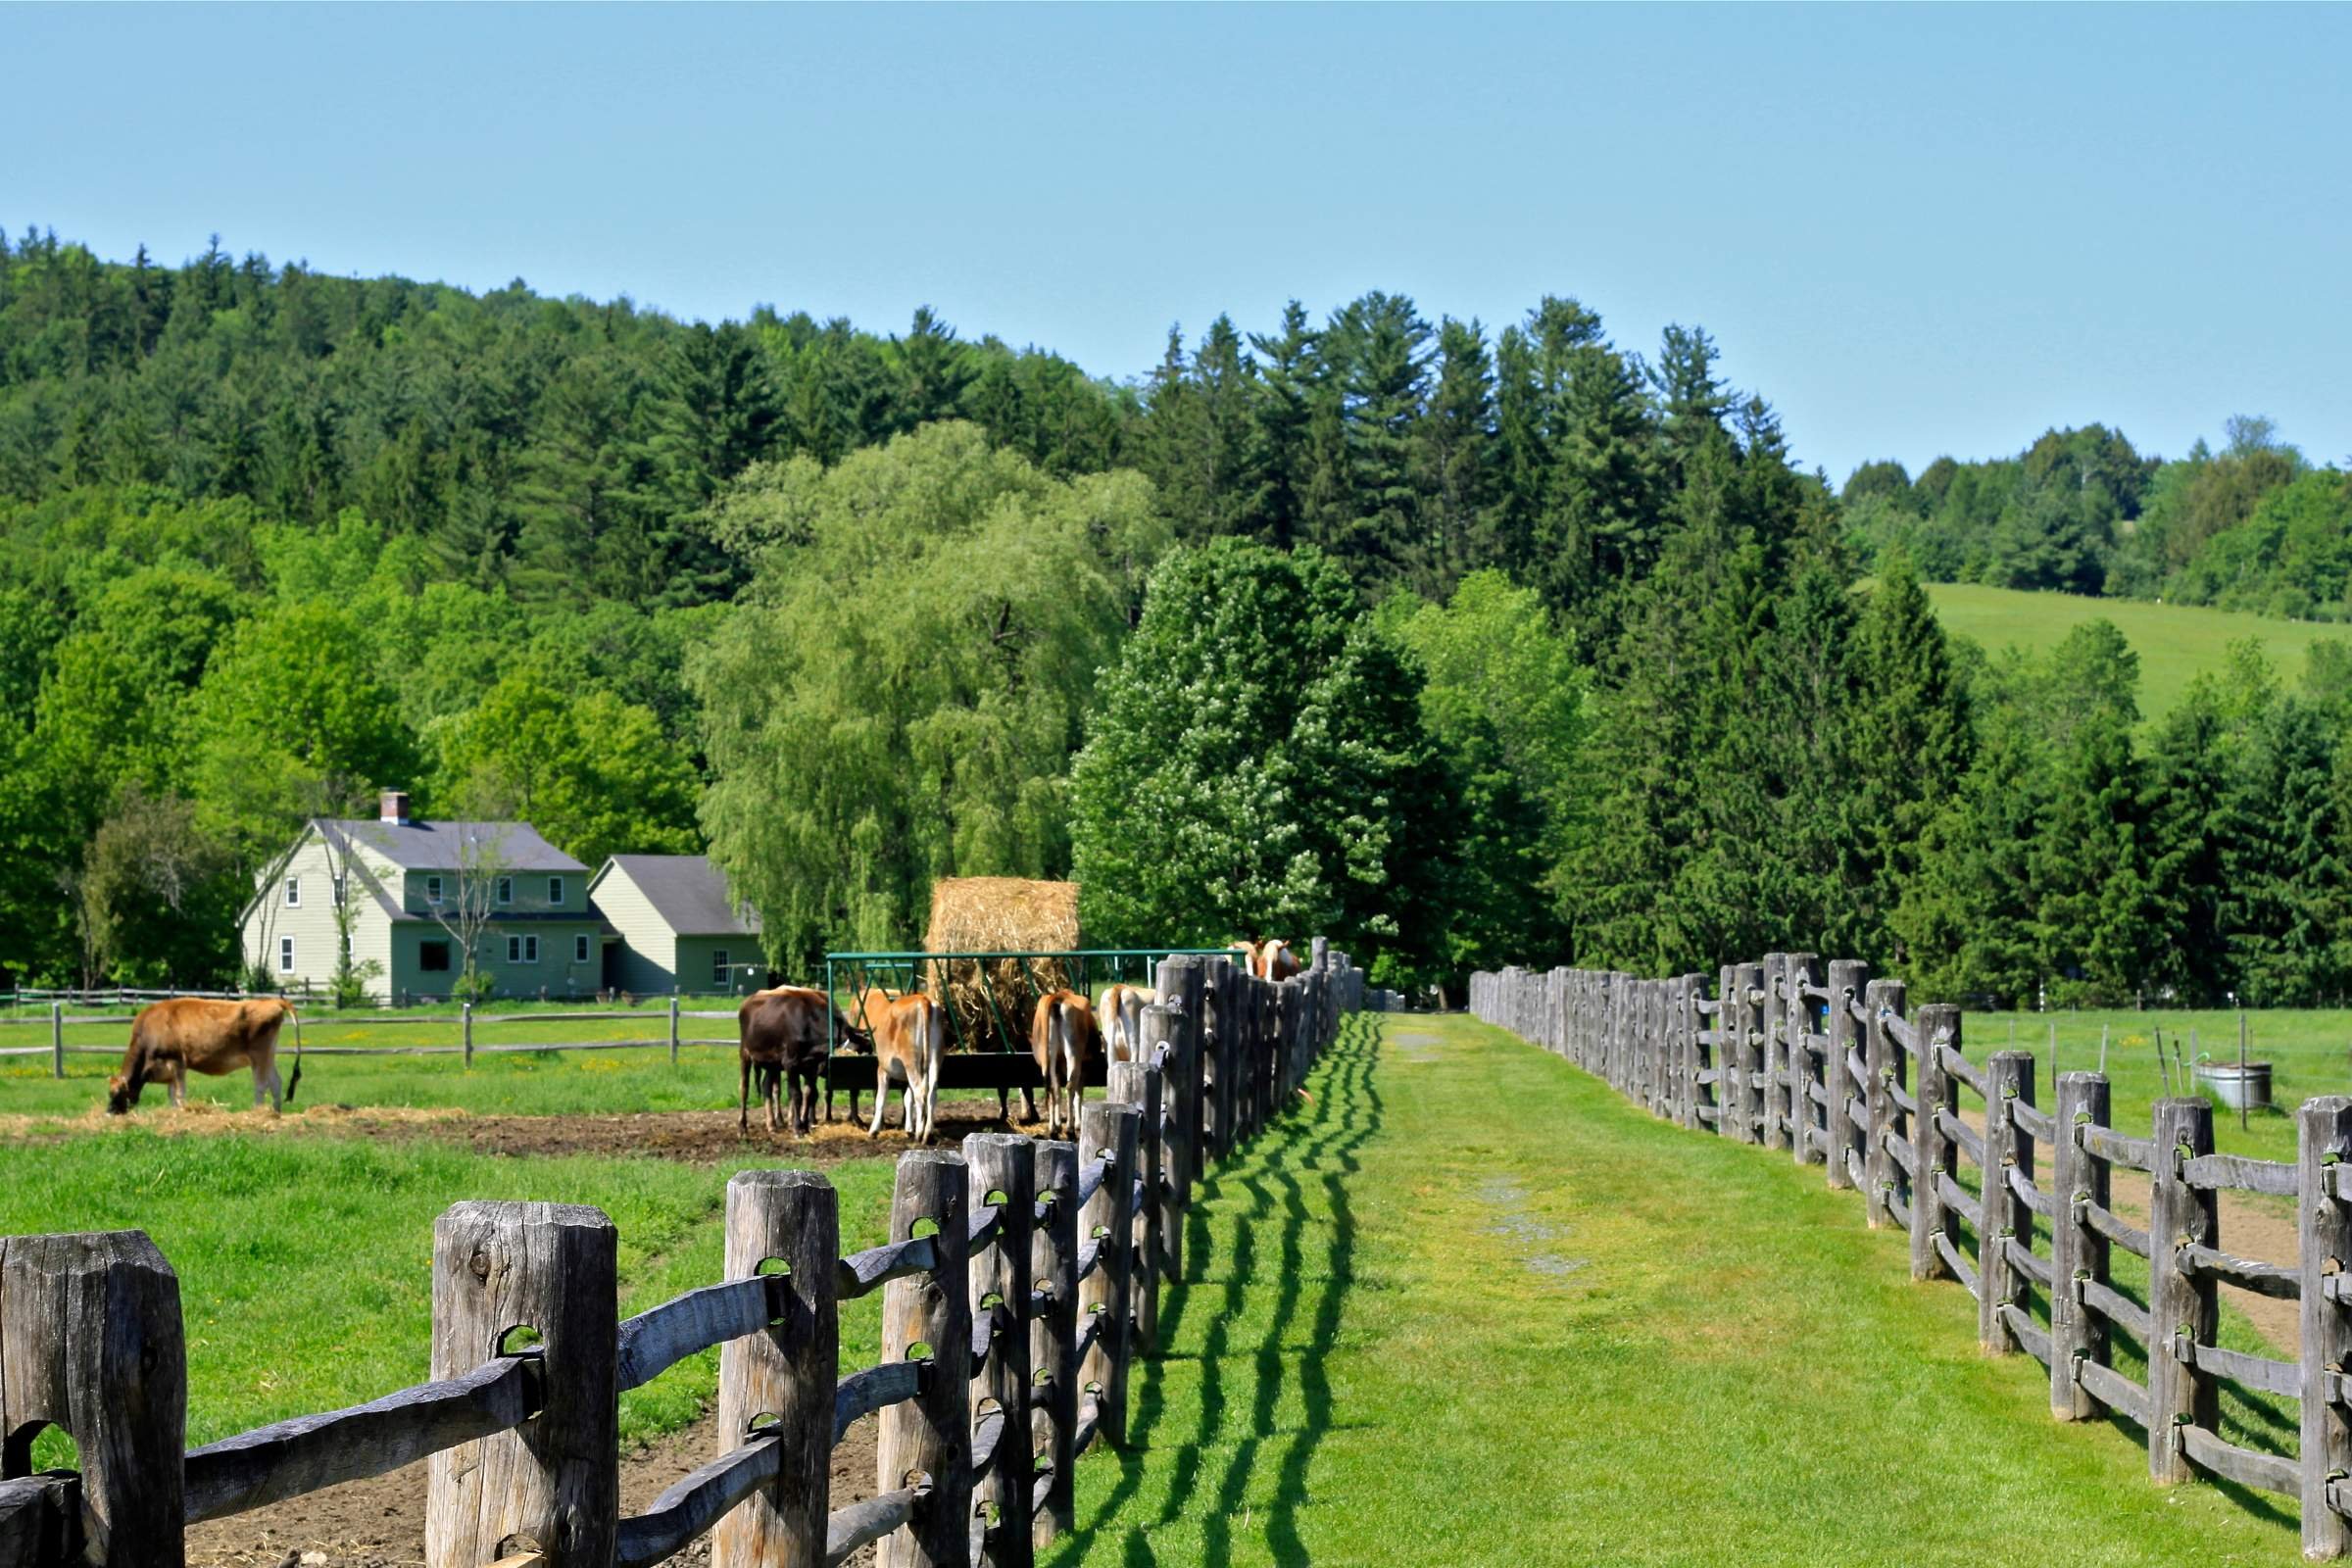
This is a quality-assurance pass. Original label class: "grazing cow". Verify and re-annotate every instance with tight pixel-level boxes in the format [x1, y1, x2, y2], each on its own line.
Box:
[1256, 939, 1301, 983]
[738, 986, 867, 1136]
[1031, 990, 1101, 1139]
[107, 998, 304, 1115]
[858, 988, 946, 1143]
[1096, 983, 1155, 1064]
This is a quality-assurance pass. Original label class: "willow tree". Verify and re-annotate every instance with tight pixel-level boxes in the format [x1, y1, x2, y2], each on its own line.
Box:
[692, 421, 1164, 970]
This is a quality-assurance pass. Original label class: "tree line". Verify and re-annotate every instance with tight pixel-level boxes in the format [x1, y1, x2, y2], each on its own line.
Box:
[5, 225, 2351, 1005]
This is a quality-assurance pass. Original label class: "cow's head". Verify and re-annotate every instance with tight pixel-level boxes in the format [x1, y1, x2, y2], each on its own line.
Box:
[105, 1071, 142, 1115]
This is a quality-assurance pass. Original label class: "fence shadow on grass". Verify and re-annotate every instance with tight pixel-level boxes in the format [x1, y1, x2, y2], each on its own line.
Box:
[1047, 1012, 1386, 1567]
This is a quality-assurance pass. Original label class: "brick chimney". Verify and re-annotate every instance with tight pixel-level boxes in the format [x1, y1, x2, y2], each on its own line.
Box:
[379, 789, 412, 825]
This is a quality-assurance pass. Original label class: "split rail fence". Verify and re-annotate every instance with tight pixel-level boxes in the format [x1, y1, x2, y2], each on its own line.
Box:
[0, 942, 1363, 1568]
[1472, 956, 2352, 1560]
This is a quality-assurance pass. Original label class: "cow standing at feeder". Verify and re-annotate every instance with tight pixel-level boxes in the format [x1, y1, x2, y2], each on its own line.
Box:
[1096, 983, 1154, 1063]
[859, 987, 946, 1143]
[1031, 989, 1101, 1139]
[107, 998, 305, 1115]
[737, 986, 865, 1137]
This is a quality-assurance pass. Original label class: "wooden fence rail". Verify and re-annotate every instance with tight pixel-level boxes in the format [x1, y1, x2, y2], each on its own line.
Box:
[0, 947, 1366, 1568]
[1472, 957, 2352, 1560]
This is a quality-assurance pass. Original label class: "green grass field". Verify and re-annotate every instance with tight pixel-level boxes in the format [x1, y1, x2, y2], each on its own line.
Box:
[1054, 1012, 2300, 1565]
[1924, 581, 2348, 723]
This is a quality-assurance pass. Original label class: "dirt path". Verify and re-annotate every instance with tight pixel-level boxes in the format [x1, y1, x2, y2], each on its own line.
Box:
[185, 1413, 883, 1568]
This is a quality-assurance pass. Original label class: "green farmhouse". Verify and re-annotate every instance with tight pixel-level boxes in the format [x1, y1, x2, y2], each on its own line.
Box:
[587, 854, 766, 998]
[237, 792, 601, 1003]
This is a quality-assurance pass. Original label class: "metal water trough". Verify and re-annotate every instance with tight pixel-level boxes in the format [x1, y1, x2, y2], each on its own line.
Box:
[2195, 1058, 2274, 1112]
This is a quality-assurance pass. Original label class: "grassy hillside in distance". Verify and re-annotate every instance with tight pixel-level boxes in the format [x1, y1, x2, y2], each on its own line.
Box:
[1923, 582, 2351, 723]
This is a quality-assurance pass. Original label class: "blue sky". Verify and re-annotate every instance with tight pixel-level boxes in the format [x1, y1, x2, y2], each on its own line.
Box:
[7, 4, 2347, 482]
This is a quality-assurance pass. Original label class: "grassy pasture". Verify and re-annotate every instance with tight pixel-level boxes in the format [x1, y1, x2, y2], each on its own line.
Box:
[1054, 1012, 2298, 1565]
[1922, 581, 2347, 723]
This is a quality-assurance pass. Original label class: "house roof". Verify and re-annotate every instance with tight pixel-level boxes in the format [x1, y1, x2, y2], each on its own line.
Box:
[594, 855, 761, 937]
[319, 818, 588, 874]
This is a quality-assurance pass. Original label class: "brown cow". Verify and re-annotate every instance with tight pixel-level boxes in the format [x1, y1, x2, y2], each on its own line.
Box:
[1256, 939, 1301, 983]
[857, 988, 945, 1143]
[738, 986, 867, 1136]
[107, 998, 304, 1115]
[1030, 989, 1100, 1139]
[1096, 983, 1154, 1064]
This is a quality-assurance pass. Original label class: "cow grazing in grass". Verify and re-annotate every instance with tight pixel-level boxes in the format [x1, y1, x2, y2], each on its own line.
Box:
[107, 998, 304, 1115]
[1031, 989, 1101, 1139]
[1096, 983, 1154, 1064]
[858, 988, 946, 1143]
[738, 986, 866, 1137]
[1256, 939, 1301, 983]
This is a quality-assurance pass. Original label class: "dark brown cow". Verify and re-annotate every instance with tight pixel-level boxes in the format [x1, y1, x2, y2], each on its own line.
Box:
[1030, 989, 1100, 1139]
[108, 998, 304, 1114]
[738, 986, 866, 1136]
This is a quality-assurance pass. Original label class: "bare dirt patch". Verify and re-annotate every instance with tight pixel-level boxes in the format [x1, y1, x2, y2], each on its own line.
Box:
[185, 1411, 884, 1568]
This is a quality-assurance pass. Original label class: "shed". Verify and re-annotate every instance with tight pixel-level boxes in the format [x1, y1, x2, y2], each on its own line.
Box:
[588, 855, 764, 996]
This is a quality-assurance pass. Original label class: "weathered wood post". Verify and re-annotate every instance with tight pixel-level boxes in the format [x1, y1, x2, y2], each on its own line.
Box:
[1078, 1101, 1141, 1447]
[2050, 1072, 2110, 1422]
[463, 1000, 474, 1069]
[2300, 1097, 2352, 1558]
[667, 993, 681, 1067]
[1646, 979, 1665, 1116]
[49, 1001, 63, 1080]
[2147, 1097, 2217, 1486]
[1149, 964, 1200, 1283]
[714, 1170, 838, 1568]
[1671, 976, 1693, 1129]
[877, 1151, 972, 1568]
[1979, 1051, 2033, 1352]
[1759, 956, 1788, 1151]
[1105, 1060, 1162, 1353]
[1786, 954, 1821, 1164]
[1825, 961, 1868, 1190]
[1863, 979, 1906, 1227]
[1204, 956, 1236, 1161]
[1237, 978, 1262, 1144]
[0, 1231, 186, 1568]
[1910, 1004, 1960, 1283]
[427, 1201, 618, 1568]
[1732, 962, 1765, 1145]
[1028, 1141, 1078, 1549]
[962, 1135, 1034, 1568]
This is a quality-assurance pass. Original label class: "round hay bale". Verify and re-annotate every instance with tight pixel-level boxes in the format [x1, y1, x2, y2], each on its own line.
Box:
[924, 878, 1080, 1052]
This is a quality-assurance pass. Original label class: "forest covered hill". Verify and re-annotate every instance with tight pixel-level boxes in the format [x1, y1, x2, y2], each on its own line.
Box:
[5, 225, 2350, 1009]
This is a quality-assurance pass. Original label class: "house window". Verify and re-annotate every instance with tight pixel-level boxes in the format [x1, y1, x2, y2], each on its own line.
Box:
[278, 936, 295, 973]
[419, 940, 452, 973]
[508, 934, 539, 964]
[711, 949, 730, 986]
[496, 876, 514, 906]
[425, 875, 444, 904]
[331, 873, 346, 906]
[284, 876, 301, 908]
[573, 933, 591, 964]
[548, 876, 564, 906]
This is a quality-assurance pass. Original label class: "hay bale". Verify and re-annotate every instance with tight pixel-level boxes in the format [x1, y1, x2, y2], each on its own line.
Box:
[924, 878, 1081, 1052]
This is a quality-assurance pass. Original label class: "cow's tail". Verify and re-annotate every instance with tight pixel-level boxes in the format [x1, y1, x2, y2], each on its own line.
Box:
[283, 1000, 303, 1104]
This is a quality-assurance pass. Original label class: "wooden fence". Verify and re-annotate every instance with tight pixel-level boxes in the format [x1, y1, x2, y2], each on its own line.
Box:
[0, 943, 1365, 1568]
[1471, 956, 2352, 1561]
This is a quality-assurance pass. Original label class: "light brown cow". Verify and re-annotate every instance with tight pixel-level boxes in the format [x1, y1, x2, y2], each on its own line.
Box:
[738, 986, 867, 1136]
[1030, 989, 1101, 1139]
[1256, 939, 1301, 983]
[858, 988, 945, 1143]
[107, 998, 304, 1115]
[1095, 983, 1155, 1064]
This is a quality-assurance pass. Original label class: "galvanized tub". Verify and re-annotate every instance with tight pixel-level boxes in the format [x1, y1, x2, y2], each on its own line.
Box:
[2195, 1059, 2273, 1112]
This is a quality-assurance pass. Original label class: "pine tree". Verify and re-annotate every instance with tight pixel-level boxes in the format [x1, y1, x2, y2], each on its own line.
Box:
[1413, 317, 1496, 596]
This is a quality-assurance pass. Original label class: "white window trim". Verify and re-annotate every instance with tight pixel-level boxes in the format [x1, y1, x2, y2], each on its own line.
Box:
[496, 876, 514, 906]
[507, 934, 539, 964]
[425, 875, 444, 905]
[278, 936, 295, 973]
[712, 949, 730, 985]
[283, 876, 301, 908]
[574, 933, 590, 964]
[548, 876, 564, 906]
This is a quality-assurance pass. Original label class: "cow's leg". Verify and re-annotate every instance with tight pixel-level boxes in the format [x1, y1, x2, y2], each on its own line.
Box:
[866, 1065, 888, 1138]
[740, 1057, 752, 1132]
[168, 1064, 186, 1109]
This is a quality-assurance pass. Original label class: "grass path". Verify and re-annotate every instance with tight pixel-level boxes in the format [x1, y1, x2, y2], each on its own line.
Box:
[1054, 1011, 2301, 1565]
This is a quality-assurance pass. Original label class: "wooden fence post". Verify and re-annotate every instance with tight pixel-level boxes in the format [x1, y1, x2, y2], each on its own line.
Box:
[714, 1170, 838, 1568]
[1150, 963, 1200, 1283]
[1863, 979, 1906, 1227]
[1105, 1060, 1162, 1353]
[1673, 976, 1695, 1130]
[1028, 1141, 1078, 1550]
[1734, 962, 1766, 1146]
[2301, 1097, 2352, 1558]
[963, 1135, 1035, 1568]
[0, 1230, 186, 1567]
[2050, 1072, 2110, 1422]
[1647, 979, 1666, 1117]
[427, 1201, 618, 1568]
[1759, 956, 1788, 1152]
[2147, 1097, 2217, 1486]
[1825, 960, 1868, 1190]
[1204, 957, 1235, 1161]
[667, 994, 682, 1067]
[50, 1001, 63, 1080]
[1979, 1050, 2033, 1352]
[1079, 1102, 1141, 1447]
[1786, 954, 1820, 1165]
[877, 1151, 972, 1568]
[1910, 1004, 1960, 1284]
[463, 1000, 474, 1069]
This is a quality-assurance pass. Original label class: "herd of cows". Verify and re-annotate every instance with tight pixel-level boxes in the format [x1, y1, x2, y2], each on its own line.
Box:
[87, 940, 1307, 1146]
[735, 937, 1301, 1141]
